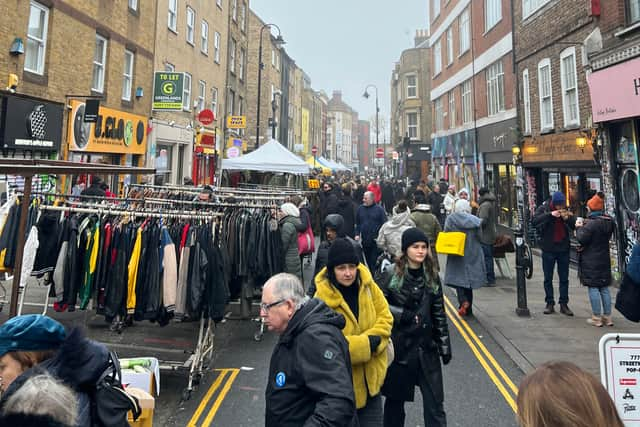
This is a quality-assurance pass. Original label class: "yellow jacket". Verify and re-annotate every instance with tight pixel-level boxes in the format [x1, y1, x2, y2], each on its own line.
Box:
[314, 264, 393, 409]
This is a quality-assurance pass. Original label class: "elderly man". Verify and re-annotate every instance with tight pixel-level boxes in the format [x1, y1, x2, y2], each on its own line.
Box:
[262, 273, 357, 427]
[355, 191, 388, 270]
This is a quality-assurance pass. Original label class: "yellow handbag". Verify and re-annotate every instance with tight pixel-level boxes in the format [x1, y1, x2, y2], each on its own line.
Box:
[435, 231, 466, 256]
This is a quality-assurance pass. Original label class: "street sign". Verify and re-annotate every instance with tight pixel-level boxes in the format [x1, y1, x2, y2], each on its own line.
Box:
[226, 146, 240, 158]
[376, 147, 384, 158]
[198, 109, 215, 125]
[600, 333, 640, 425]
[392, 151, 399, 160]
[373, 158, 384, 166]
[311, 146, 318, 156]
[152, 72, 185, 111]
[227, 116, 246, 129]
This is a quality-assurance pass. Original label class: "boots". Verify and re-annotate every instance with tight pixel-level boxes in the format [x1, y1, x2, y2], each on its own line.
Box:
[587, 315, 603, 327]
[559, 304, 574, 316]
[602, 315, 614, 327]
[543, 304, 555, 314]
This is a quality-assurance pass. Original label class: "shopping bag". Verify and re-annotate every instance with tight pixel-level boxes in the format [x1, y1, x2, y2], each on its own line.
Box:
[615, 273, 640, 322]
[297, 223, 315, 256]
[435, 231, 466, 256]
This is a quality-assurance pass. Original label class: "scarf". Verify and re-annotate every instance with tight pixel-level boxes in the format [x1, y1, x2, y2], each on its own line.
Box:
[388, 264, 439, 292]
[550, 202, 566, 243]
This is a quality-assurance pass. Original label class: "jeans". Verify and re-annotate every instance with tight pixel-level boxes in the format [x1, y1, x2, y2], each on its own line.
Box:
[541, 251, 570, 305]
[588, 286, 612, 316]
[358, 394, 383, 427]
[481, 243, 496, 284]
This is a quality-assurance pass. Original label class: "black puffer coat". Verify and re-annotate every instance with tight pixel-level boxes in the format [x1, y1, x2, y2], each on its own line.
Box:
[335, 196, 357, 238]
[576, 215, 615, 288]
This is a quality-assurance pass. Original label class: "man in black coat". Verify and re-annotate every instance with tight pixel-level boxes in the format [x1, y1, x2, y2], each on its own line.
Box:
[80, 176, 106, 198]
[381, 180, 396, 215]
[319, 183, 339, 239]
[426, 185, 445, 226]
[336, 184, 357, 238]
[263, 274, 356, 427]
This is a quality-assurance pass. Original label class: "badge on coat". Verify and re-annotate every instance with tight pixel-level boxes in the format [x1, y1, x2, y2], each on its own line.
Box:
[324, 350, 334, 360]
[275, 371, 286, 388]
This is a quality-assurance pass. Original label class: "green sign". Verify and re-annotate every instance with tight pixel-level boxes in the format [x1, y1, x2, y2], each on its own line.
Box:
[152, 72, 185, 111]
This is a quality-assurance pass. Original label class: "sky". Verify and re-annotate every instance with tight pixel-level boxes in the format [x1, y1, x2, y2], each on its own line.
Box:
[250, 0, 429, 141]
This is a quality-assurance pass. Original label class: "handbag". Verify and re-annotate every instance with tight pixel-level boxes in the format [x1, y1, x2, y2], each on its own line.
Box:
[297, 222, 315, 256]
[435, 231, 466, 256]
[615, 273, 640, 323]
[386, 339, 395, 367]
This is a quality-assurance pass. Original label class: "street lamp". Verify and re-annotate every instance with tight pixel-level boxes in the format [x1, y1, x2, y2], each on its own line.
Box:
[255, 23, 285, 149]
[363, 84, 380, 174]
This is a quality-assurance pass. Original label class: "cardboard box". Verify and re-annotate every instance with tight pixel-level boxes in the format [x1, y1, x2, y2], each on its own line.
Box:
[120, 357, 161, 396]
[126, 387, 154, 427]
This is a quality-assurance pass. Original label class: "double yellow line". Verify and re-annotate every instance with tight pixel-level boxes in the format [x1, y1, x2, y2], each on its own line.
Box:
[188, 368, 240, 427]
[443, 295, 519, 413]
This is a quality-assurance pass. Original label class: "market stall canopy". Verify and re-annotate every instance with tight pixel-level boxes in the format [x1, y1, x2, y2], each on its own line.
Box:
[305, 157, 331, 176]
[318, 156, 350, 172]
[221, 139, 310, 175]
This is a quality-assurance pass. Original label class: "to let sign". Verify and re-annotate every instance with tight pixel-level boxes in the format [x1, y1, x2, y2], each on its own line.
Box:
[227, 116, 246, 129]
[600, 334, 640, 425]
[152, 72, 185, 111]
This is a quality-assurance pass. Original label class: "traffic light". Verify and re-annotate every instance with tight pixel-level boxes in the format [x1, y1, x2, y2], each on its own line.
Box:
[6, 74, 18, 92]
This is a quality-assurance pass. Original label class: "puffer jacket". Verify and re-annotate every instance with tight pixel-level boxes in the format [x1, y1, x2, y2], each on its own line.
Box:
[576, 214, 615, 288]
[314, 264, 393, 409]
[280, 215, 303, 278]
[376, 208, 415, 257]
[410, 205, 441, 244]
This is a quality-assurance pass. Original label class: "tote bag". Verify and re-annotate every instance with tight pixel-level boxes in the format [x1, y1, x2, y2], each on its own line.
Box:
[435, 231, 466, 256]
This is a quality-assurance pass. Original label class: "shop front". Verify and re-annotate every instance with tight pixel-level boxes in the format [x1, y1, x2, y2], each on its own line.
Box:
[405, 144, 431, 183]
[477, 119, 518, 227]
[431, 129, 479, 196]
[147, 120, 193, 185]
[67, 100, 147, 193]
[193, 128, 218, 185]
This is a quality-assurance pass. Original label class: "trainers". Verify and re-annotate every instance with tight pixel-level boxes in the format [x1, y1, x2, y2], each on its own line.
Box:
[458, 301, 471, 317]
[560, 304, 574, 316]
[602, 315, 614, 326]
[543, 304, 555, 314]
[587, 315, 603, 327]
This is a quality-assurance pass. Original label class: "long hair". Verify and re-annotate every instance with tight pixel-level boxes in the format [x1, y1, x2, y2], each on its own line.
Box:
[517, 361, 624, 427]
[394, 249, 438, 280]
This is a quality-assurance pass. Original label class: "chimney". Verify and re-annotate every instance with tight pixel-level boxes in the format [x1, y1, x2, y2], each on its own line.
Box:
[414, 29, 429, 47]
[332, 90, 342, 101]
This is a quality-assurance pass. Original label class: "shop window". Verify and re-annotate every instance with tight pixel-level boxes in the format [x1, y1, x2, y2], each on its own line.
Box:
[25, 1, 49, 75]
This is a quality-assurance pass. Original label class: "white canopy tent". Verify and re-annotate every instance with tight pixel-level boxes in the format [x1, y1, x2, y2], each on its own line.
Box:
[317, 156, 350, 172]
[221, 139, 311, 175]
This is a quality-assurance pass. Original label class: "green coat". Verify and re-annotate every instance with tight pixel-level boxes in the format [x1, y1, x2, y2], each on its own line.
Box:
[410, 205, 441, 244]
[280, 215, 303, 279]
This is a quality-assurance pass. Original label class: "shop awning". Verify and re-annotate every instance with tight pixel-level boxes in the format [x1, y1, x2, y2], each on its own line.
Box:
[317, 156, 350, 172]
[305, 157, 331, 175]
[221, 139, 310, 175]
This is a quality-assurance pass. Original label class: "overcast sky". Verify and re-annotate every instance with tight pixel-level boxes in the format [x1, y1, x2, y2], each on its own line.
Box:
[250, 1, 429, 141]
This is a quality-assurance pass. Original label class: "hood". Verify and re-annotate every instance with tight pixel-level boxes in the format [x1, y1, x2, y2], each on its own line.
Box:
[446, 212, 482, 230]
[279, 298, 345, 346]
[314, 264, 372, 310]
[413, 204, 431, 212]
[324, 214, 345, 237]
[479, 193, 496, 204]
[389, 208, 413, 227]
[280, 215, 302, 227]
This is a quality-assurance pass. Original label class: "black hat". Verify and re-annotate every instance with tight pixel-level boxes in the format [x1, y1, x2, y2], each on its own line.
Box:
[401, 227, 429, 253]
[327, 238, 359, 270]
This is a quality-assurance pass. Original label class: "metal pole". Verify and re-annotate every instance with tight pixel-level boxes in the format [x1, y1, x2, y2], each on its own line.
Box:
[9, 175, 32, 318]
[255, 33, 264, 150]
[375, 91, 380, 175]
[514, 163, 530, 317]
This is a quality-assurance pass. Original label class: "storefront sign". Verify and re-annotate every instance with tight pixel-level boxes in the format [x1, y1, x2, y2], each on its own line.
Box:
[197, 109, 215, 125]
[588, 56, 640, 123]
[522, 132, 594, 164]
[226, 116, 246, 129]
[600, 334, 640, 425]
[477, 118, 517, 163]
[197, 129, 216, 148]
[0, 94, 63, 151]
[152, 72, 185, 111]
[67, 100, 147, 154]
[308, 179, 320, 189]
[226, 146, 240, 158]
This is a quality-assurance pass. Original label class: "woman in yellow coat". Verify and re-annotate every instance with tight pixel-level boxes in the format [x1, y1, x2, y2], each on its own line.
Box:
[314, 238, 393, 427]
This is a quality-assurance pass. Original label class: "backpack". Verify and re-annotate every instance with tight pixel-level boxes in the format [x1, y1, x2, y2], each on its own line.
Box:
[91, 351, 141, 427]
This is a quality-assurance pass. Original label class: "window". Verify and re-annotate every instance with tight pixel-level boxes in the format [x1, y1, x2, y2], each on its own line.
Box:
[216, 0, 222, 8]
[486, 60, 505, 116]
[448, 90, 456, 129]
[406, 75, 417, 98]
[523, 0, 552, 18]
[446, 27, 454, 65]
[211, 87, 218, 116]
[122, 50, 134, 101]
[433, 0, 440, 19]
[538, 58, 554, 130]
[128, 0, 137, 11]
[168, 0, 177, 32]
[272, 49, 276, 67]
[182, 72, 192, 111]
[433, 39, 442, 76]
[522, 69, 531, 134]
[229, 38, 236, 74]
[560, 47, 579, 127]
[92, 34, 108, 93]
[462, 79, 473, 124]
[434, 98, 444, 131]
[232, 0, 238, 22]
[631, 0, 640, 23]
[407, 112, 419, 139]
[201, 20, 208, 54]
[165, 62, 175, 72]
[459, 8, 470, 54]
[214, 32, 221, 63]
[25, 1, 49, 75]
[240, 3, 247, 31]
[228, 89, 235, 116]
[239, 48, 245, 80]
[186, 7, 194, 44]
[197, 80, 206, 113]
[485, 0, 501, 31]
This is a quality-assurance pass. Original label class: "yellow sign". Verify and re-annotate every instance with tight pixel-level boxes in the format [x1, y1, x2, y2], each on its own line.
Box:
[227, 116, 246, 129]
[301, 108, 310, 154]
[67, 100, 147, 154]
[308, 179, 320, 189]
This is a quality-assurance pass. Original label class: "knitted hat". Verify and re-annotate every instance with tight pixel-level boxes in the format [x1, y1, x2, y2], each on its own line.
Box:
[280, 202, 300, 218]
[401, 227, 429, 253]
[551, 192, 566, 207]
[327, 238, 359, 269]
[587, 193, 605, 211]
[454, 199, 472, 214]
[0, 314, 66, 357]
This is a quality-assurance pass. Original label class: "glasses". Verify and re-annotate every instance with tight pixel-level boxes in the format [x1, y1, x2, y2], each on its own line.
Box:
[260, 299, 285, 312]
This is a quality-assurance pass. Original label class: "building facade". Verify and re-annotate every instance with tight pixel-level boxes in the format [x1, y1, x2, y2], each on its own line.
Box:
[359, 120, 371, 172]
[327, 91, 354, 166]
[430, 0, 517, 225]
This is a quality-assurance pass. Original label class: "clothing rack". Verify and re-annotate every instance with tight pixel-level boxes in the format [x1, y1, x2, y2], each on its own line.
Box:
[41, 204, 224, 220]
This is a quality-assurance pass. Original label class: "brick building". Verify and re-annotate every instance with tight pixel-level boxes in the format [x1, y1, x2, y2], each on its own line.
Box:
[430, 0, 517, 226]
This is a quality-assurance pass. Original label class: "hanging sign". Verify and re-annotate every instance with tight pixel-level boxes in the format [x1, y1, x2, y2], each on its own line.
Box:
[198, 109, 215, 125]
[227, 116, 246, 129]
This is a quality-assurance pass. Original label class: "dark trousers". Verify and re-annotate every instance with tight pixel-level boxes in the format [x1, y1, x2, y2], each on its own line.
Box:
[541, 250, 570, 305]
[481, 243, 496, 284]
[358, 394, 383, 427]
[456, 287, 473, 308]
[383, 363, 446, 427]
[363, 242, 380, 272]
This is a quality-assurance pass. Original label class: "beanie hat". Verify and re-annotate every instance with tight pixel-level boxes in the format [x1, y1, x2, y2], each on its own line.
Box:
[280, 202, 300, 218]
[402, 227, 429, 253]
[587, 193, 605, 212]
[551, 192, 566, 207]
[0, 314, 66, 357]
[454, 199, 472, 214]
[327, 238, 359, 270]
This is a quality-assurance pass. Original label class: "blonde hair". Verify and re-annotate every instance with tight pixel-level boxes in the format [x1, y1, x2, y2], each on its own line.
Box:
[517, 361, 623, 427]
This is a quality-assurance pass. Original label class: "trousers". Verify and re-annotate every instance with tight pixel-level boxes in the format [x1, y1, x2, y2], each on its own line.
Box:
[541, 251, 570, 305]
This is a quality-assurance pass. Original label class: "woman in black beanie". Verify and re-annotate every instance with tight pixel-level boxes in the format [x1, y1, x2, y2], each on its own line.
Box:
[380, 227, 451, 427]
[313, 238, 393, 426]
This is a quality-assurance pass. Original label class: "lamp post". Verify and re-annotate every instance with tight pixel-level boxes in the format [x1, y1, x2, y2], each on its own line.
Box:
[512, 142, 530, 317]
[255, 23, 285, 149]
[363, 84, 380, 174]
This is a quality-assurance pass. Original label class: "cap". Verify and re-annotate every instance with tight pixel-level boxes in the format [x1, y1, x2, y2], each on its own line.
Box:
[0, 315, 66, 357]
